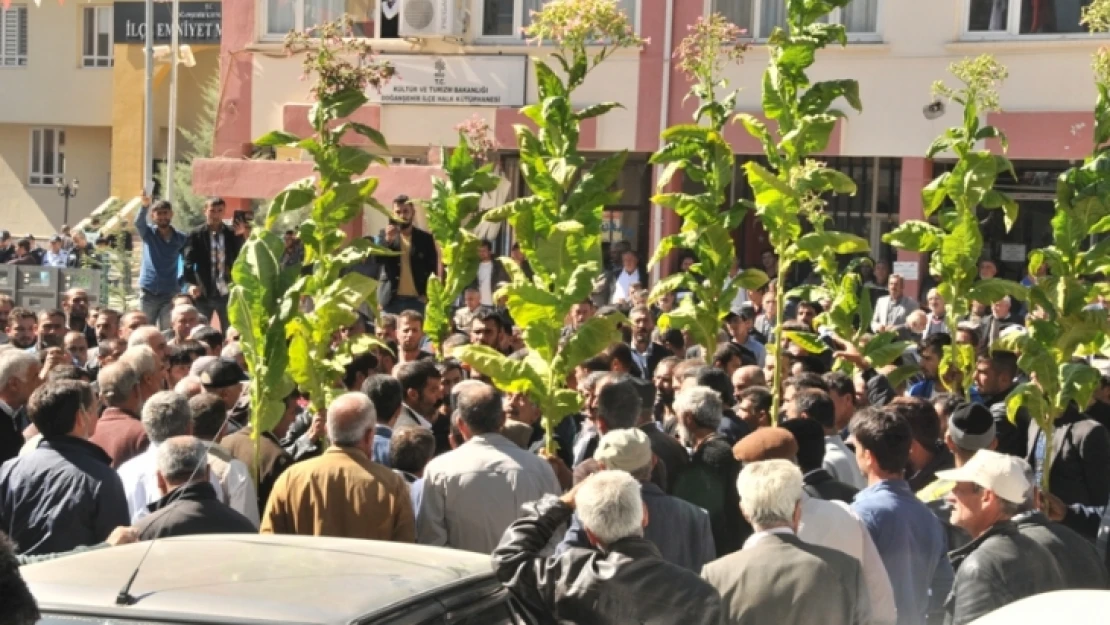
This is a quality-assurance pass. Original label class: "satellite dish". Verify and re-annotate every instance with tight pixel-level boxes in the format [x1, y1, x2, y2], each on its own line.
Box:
[923, 100, 946, 120]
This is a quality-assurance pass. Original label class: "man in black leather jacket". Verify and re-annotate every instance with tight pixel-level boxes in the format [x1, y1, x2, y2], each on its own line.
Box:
[492, 471, 723, 625]
[936, 450, 1065, 625]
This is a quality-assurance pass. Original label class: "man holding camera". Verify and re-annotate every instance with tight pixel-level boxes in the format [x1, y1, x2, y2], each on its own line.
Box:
[378, 195, 438, 315]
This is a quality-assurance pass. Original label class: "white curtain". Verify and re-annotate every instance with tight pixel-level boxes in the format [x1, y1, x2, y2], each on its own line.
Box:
[842, 0, 878, 33]
[760, 0, 787, 37]
[266, 0, 295, 35]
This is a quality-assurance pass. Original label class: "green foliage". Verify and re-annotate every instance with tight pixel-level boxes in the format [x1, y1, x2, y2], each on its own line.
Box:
[232, 18, 396, 468]
[422, 134, 503, 357]
[740, 0, 866, 422]
[649, 14, 761, 364]
[457, 0, 638, 453]
[885, 54, 1021, 399]
[157, 73, 221, 230]
[993, 60, 1110, 494]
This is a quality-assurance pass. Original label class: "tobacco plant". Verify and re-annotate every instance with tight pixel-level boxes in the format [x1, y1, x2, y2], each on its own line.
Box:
[456, 0, 640, 453]
[740, 0, 871, 421]
[648, 14, 769, 364]
[423, 133, 502, 357]
[238, 17, 396, 432]
[994, 11, 1110, 494]
[884, 55, 1026, 399]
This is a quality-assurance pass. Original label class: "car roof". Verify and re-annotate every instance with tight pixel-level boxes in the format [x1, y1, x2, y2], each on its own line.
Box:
[23, 534, 496, 625]
[969, 590, 1110, 625]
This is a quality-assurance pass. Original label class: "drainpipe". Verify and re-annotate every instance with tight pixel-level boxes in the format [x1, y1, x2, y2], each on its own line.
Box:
[651, 0, 675, 284]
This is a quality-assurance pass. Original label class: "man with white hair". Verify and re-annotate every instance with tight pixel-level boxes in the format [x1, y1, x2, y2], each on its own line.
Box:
[261, 392, 414, 540]
[558, 428, 715, 572]
[702, 460, 872, 625]
[937, 450, 1065, 624]
[133, 435, 255, 540]
[88, 362, 148, 467]
[0, 348, 41, 463]
[670, 385, 745, 556]
[167, 304, 200, 347]
[117, 391, 258, 526]
[494, 470, 723, 624]
[119, 345, 164, 404]
[127, 325, 168, 371]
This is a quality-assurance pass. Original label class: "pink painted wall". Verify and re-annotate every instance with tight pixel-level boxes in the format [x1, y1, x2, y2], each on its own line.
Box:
[634, 0, 668, 152]
[897, 157, 932, 301]
[493, 107, 597, 150]
[986, 111, 1095, 160]
[665, 0, 703, 130]
[210, 0, 254, 211]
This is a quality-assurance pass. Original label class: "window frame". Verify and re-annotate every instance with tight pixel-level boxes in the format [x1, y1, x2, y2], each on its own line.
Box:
[0, 5, 28, 68]
[707, 0, 882, 42]
[28, 128, 65, 187]
[259, 0, 383, 41]
[82, 5, 114, 68]
[960, 0, 1108, 39]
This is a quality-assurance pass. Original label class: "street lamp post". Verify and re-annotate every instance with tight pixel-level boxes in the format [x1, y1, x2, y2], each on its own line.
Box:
[56, 177, 80, 227]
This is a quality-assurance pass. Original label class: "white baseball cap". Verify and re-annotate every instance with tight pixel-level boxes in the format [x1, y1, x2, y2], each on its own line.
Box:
[936, 449, 1030, 504]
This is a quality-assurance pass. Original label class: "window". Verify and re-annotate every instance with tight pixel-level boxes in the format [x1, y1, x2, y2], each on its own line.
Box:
[263, 0, 376, 39]
[966, 0, 1095, 35]
[29, 128, 65, 187]
[0, 5, 27, 67]
[480, 0, 637, 39]
[83, 6, 113, 67]
[711, 0, 878, 39]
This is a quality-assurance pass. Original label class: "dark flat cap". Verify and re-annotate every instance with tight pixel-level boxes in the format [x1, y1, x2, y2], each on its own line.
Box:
[733, 426, 799, 463]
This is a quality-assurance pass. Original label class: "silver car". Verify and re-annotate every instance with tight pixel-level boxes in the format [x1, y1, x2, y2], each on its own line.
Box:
[24, 534, 524, 624]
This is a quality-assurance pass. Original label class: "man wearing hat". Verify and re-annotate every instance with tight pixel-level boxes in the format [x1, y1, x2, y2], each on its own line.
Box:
[733, 427, 898, 625]
[559, 428, 714, 572]
[377, 195, 437, 314]
[937, 450, 1065, 625]
[41, 235, 71, 268]
[197, 358, 248, 418]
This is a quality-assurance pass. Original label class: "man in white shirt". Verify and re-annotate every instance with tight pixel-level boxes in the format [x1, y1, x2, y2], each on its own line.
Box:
[117, 390, 259, 526]
[41, 235, 70, 268]
[871, 274, 919, 333]
[417, 382, 561, 553]
[473, 240, 507, 308]
[609, 248, 646, 305]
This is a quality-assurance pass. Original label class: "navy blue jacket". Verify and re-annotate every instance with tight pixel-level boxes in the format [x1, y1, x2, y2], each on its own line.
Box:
[0, 436, 130, 555]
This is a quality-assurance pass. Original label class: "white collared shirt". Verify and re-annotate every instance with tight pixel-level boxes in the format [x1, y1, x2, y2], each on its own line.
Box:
[117, 442, 255, 524]
[477, 261, 494, 306]
[611, 268, 641, 304]
[743, 526, 794, 549]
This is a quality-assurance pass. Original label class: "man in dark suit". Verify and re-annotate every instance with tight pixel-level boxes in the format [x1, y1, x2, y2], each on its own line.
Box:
[702, 459, 871, 625]
[394, 360, 442, 430]
[628, 305, 672, 380]
[378, 195, 438, 315]
[1025, 402, 1110, 525]
[0, 350, 40, 464]
[182, 198, 243, 331]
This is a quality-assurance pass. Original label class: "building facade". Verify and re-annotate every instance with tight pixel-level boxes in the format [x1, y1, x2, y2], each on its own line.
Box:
[193, 0, 1108, 298]
[0, 0, 220, 235]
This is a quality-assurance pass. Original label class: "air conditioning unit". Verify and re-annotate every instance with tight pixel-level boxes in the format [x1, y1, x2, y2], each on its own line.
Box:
[399, 0, 467, 38]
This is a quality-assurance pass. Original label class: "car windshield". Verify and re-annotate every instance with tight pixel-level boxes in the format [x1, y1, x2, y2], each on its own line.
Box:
[40, 617, 173, 625]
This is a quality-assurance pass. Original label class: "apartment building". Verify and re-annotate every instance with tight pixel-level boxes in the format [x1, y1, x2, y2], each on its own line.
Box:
[193, 0, 1107, 297]
[0, 1, 219, 235]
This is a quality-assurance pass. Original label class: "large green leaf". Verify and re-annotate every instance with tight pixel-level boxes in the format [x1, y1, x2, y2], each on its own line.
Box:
[883, 221, 945, 253]
[455, 345, 540, 394]
[552, 315, 624, 376]
[784, 331, 827, 354]
[799, 79, 862, 115]
[254, 130, 300, 147]
[796, 231, 870, 259]
[966, 279, 1028, 304]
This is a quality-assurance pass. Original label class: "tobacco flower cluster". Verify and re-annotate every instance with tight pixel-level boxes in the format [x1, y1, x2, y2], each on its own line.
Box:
[932, 54, 1008, 113]
[675, 14, 748, 83]
[454, 115, 498, 162]
[285, 16, 395, 101]
[523, 0, 643, 54]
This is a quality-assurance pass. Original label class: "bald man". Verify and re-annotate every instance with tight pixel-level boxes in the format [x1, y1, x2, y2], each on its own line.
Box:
[260, 393, 415, 541]
[732, 365, 766, 397]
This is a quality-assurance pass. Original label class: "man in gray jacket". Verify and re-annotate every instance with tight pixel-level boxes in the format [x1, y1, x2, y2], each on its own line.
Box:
[493, 470, 723, 625]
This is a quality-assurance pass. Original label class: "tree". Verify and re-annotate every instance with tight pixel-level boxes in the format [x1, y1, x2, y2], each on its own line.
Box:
[232, 17, 396, 469]
[158, 73, 221, 230]
[995, 7, 1110, 494]
[739, 0, 870, 422]
[884, 55, 1027, 399]
[455, 0, 641, 453]
[422, 131, 502, 358]
[648, 14, 769, 364]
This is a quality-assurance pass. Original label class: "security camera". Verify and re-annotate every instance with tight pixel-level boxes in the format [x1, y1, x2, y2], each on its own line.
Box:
[923, 100, 946, 120]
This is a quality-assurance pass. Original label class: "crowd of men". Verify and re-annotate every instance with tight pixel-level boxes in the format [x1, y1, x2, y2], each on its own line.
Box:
[1, 193, 1109, 624]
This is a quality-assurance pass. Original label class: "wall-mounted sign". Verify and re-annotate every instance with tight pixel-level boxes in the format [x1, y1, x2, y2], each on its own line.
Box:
[368, 55, 526, 107]
[113, 2, 222, 44]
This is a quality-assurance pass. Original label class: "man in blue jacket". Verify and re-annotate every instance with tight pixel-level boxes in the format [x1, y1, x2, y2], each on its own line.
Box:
[0, 379, 129, 556]
[134, 196, 187, 330]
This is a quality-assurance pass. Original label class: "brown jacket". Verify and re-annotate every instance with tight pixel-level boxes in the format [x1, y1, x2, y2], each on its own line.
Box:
[89, 407, 148, 468]
[260, 445, 415, 542]
[220, 427, 293, 513]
